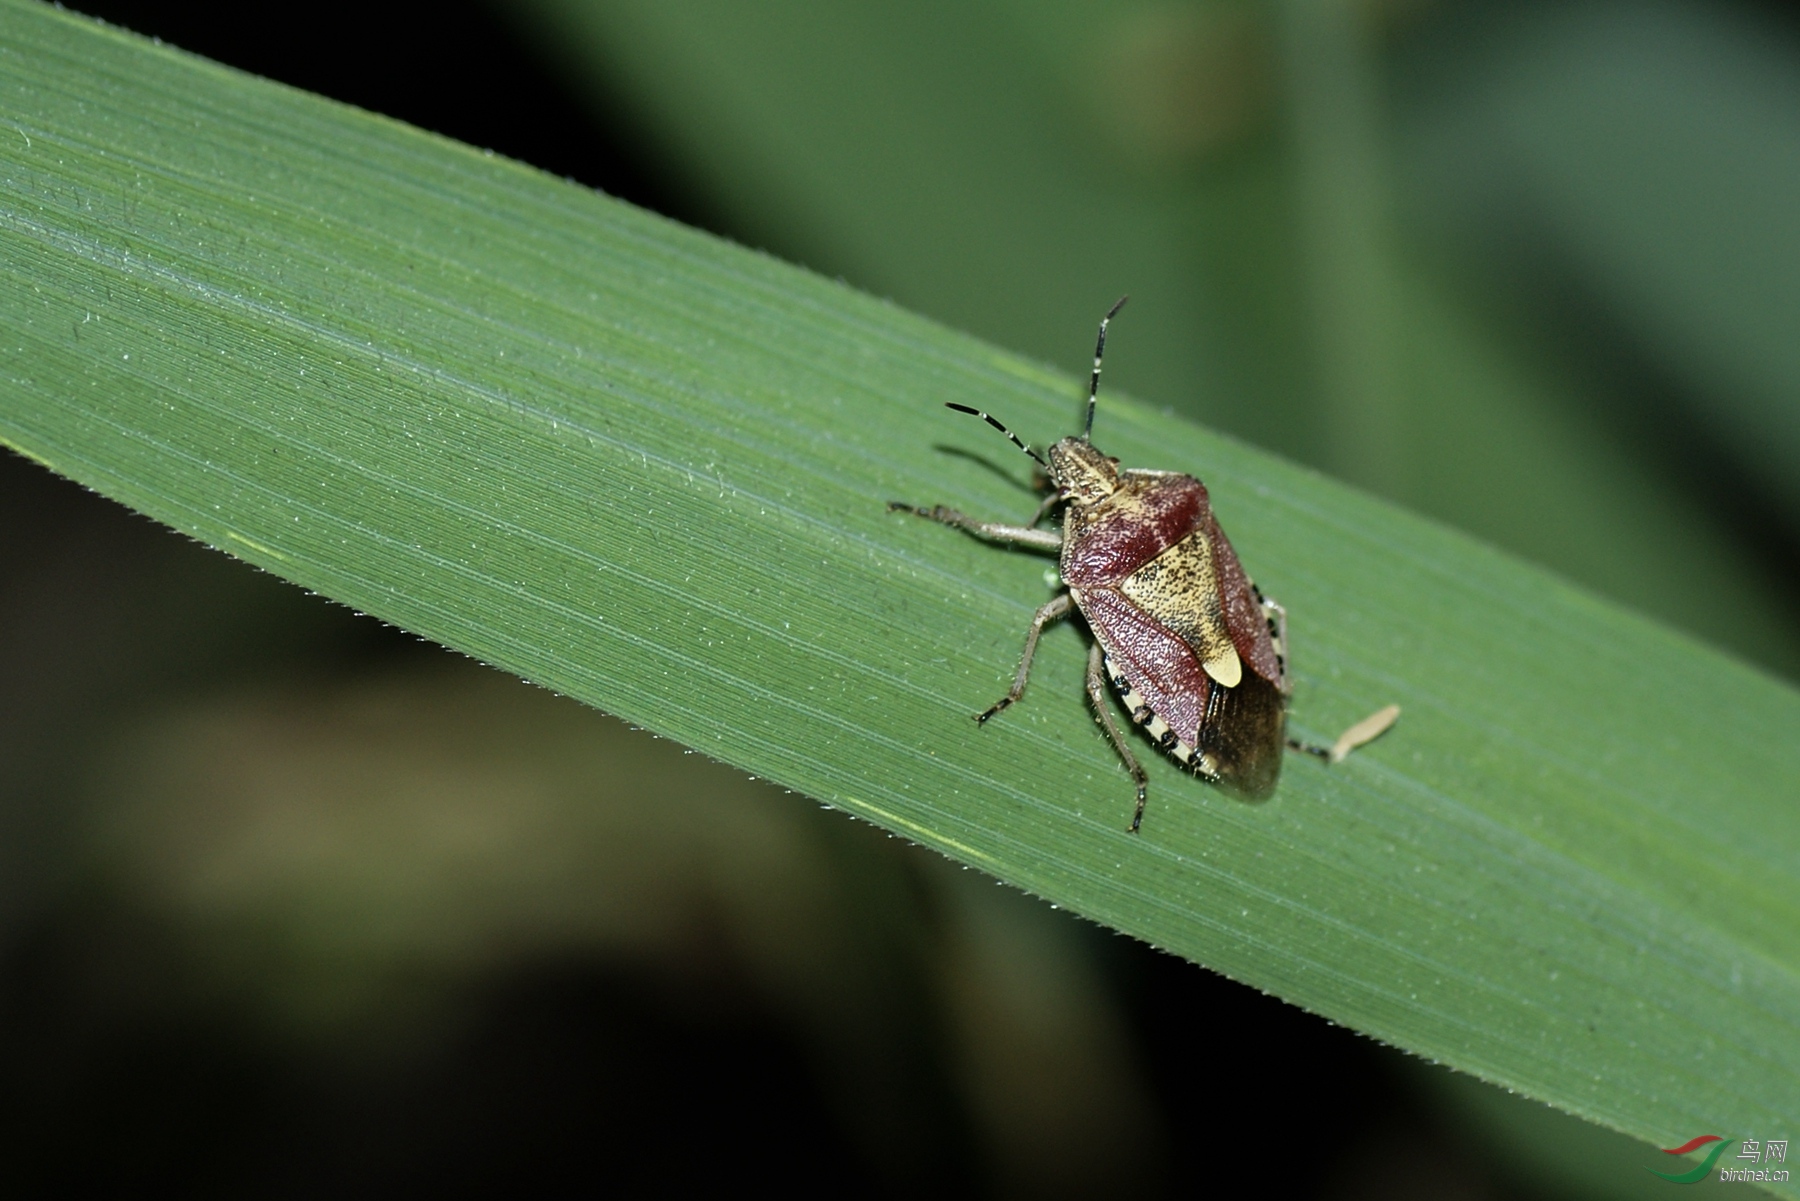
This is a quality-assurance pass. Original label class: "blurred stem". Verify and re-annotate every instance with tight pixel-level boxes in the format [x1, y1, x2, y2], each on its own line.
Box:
[1276, 0, 1403, 493]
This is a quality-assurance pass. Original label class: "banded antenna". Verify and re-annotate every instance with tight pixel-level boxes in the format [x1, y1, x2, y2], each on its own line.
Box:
[1084, 294, 1129, 440]
[944, 403, 1045, 466]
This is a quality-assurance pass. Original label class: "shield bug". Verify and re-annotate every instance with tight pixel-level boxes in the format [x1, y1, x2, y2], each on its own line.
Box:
[892, 297, 1377, 833]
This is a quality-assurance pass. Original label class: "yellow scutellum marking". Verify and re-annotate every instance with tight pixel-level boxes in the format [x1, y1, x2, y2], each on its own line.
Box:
[1330, 704, 1401, 764]
[1202, 646, 1242, 689]
[224, 531, 287, 561]
[846, 797, 997, 866]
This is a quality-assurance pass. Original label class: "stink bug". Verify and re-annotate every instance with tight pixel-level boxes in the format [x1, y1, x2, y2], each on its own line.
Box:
[893, 297, 1323, 833]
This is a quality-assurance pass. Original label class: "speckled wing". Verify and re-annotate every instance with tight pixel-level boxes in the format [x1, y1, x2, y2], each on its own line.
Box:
[1199, 508, 1286, 693]
[1077, 586, 1210, 749]
[1079, 584, 1286, 796]
[1118, 527, 1241, 687]
[1064, 471, 1284, 693]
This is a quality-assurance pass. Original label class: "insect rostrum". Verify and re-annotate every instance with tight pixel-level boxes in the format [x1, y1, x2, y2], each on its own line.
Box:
[890, 297, 1298, 833]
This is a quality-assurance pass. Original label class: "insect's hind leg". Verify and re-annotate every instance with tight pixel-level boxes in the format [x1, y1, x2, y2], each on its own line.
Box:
[1254, 586, 1290, 683]
[887, 503, 1063, 552]
[1286, 736, 1333, 761]
[1084, 641, 1150, 834]
[1254, 587, 1322, 759]
[1292, 704, 1402, 764]
[977, 592, 1074, 723]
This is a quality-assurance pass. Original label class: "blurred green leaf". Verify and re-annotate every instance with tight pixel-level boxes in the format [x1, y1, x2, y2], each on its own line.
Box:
[2, 2, 1798, 1184]
[1404, 1, 1800, 527]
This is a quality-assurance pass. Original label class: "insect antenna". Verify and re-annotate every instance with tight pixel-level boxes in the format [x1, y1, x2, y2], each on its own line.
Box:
[1083, 295, 1129, 440]
[945, 402, 1046, 466]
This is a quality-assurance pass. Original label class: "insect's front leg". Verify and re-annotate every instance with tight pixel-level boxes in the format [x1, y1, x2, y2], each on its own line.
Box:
[976, 592, 1073, 724]
[887, 502, 1063, 552]
[1084, 641, 1150, 834]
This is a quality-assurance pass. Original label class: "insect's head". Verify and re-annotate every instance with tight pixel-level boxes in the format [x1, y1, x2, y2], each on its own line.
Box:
[1046, 436, 1119, 506]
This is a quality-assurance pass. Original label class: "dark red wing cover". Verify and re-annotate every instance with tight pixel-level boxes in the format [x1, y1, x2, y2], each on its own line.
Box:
[1084, 583, 1286, 795]
[1079, 586, 1210, 746]
[1060, 475, 1207, 587]
[1203, 509, 1284, 689]
[1067, 472, 1283, 691]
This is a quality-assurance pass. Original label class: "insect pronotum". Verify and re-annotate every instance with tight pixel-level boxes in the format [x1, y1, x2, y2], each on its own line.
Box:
[891, 297, 1396, 832]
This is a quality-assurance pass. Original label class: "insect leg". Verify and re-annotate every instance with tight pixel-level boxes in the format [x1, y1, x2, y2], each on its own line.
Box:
[887, 502, 1063, 552]
[1287, 706, 1402, 762]
[1255, 587, 1290, 687]
[1084, 641, 1150, 834]
[1249, 587, 1338, 759]
[976, 592, 1074, 723]
[1286, 735, 1333, 761]
[1027, 491, 1064, 528]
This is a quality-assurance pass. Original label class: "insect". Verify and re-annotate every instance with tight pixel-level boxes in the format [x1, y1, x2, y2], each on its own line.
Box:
[891, 297, 1385, 832]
